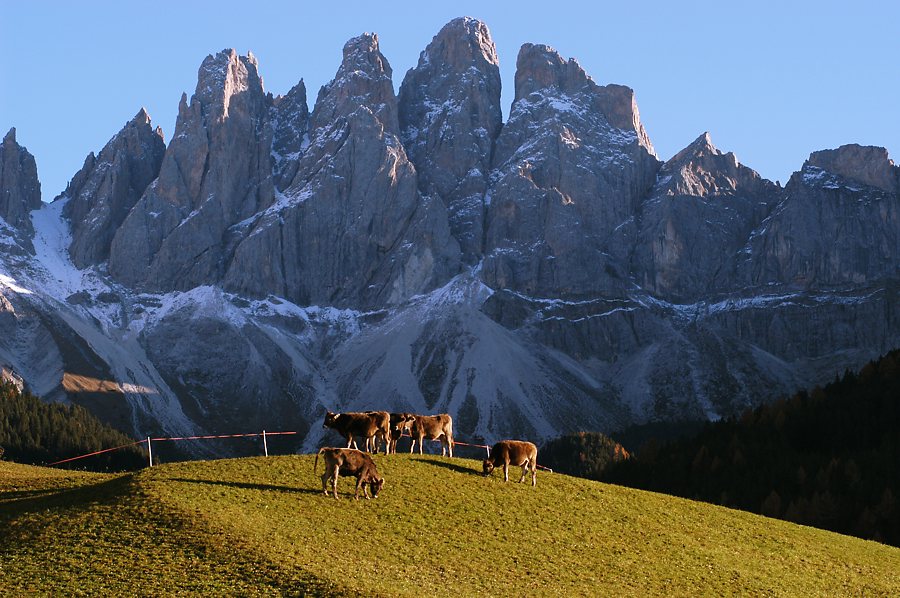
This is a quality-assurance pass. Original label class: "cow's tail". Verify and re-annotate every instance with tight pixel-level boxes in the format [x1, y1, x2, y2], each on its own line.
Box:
[314, 447, 326, 474]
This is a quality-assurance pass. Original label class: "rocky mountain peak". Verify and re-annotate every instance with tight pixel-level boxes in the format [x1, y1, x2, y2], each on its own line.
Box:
[311, 33, 398, 134]
[270, 80, 309, 190]
[398, 16, 502, 263]
[805, 144, 897, 193]
[654, 132, 772, 198]
[62, 108, 166, 267]
[514, 43, 590, 102]
[423, 16, 499, 70]
[195, 48, 266, 113]
[0, 126, 41, 235]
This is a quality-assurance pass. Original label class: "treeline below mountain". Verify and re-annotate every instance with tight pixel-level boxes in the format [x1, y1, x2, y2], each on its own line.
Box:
[0, 381, 145, 470]
[601, 350, 900, 546]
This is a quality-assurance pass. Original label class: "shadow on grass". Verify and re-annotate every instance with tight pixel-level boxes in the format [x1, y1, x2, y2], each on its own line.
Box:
[410, 457, 480, 476]
[170, 478, 321, 496]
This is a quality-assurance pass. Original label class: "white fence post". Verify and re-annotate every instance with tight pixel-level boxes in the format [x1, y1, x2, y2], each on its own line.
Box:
[486, 445, 491, 458]
[262, 430, 268, 457]
[147, 437, 153, 468]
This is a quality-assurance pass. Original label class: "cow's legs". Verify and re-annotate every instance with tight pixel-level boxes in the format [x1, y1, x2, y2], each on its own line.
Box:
[321, 472, 330, 495]
[417, 435, 424, 455]
[331, 465, 340, 499]
[518, 462, 528, 483]
[531, 461, 537, 487]
[503, 462, 509, 482]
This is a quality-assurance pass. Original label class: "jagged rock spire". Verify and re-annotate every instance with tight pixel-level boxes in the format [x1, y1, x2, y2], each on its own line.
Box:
[61, 108, 166, 267]
[108, 49, 275, 289]
[0, 127, 42, 234]
[399, 16, 502, 262]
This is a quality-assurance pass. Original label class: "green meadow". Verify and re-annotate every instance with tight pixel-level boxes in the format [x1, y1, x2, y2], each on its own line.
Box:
[2, 454, 898, 595]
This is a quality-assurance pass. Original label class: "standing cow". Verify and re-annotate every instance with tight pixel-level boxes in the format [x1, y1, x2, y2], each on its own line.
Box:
[409, 414, 454, 457]
[365, 411, 392, 453]
[322, 411, 387, 453]
[314, 447, 385, 500]
[387, 412, 415, 454]
[483, 440, 538, 486]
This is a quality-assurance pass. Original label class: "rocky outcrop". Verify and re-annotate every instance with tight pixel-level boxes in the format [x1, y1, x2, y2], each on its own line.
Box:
[61, 109, 165, 268]
[108, 49, 275, 289]
[270, 81, 309, 191]
[0, 128, 41, 235]
[398, 17, 502, 262]
[632, 133, 779, 300]
[224, 34, 460, 308]
[481, 43, 660, 298]
[744, 144, 899, 288]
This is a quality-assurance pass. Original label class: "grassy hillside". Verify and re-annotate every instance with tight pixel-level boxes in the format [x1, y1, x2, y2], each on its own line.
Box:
[2, 455, 899, 595]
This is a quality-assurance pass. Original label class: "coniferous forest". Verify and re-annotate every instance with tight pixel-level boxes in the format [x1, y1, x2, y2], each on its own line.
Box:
[603, 350, 900, 546]
[0, 381, 145, 471]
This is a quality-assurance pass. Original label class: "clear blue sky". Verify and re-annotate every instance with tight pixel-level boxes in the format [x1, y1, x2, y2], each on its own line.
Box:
[2, 1, 897, 201]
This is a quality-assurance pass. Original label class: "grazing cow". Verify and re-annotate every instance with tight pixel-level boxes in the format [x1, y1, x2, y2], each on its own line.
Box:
[322, 411, 385, 453]
[483, 440, 538, 486]
[314, 447, 385, 500]
[387, 412, 415, 454]
[409, 414, 454, 457]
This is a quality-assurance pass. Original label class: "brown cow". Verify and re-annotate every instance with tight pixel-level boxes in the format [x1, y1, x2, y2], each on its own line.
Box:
[365, 411, 391, 454]
[483, 440, 538, 486]
[387, 412, 415, 454]
[314, 447, 385, 499]
[322, 411, 386, 453]
[409, 413, 454, 457]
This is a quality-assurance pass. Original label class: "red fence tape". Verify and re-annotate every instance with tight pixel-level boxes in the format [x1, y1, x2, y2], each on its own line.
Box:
[47, 439, 148, 467]
[47, 429, 551, 472]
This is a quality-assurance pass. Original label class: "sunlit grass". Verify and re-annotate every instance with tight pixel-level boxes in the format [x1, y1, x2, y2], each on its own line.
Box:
[2, 456, 899, 595]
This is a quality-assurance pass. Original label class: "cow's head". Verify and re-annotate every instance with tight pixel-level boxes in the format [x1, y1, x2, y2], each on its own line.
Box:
[482, 459, 495, 476]
[370, 477, 385, 498]
[323, 411, 338, 428]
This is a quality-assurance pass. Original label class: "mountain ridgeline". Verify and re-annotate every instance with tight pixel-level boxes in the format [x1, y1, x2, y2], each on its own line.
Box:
[0, 17, 897, 452]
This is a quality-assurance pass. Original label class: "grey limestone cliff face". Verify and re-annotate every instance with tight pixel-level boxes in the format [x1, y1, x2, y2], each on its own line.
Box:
[270, 81, 309, 191]
[481, 43, 660, 298]
[108, 50, 275, 289]
[61, 109, 166, 268]
[398, 16, 502, 263]
[744, 144, 899, 288]
[224, 34, 460, 308]
[0, 128, 41, 236]
[632, 133, 779, 300]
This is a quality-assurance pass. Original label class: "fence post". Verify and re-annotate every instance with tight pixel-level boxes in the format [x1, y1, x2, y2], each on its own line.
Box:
[486, 445, 491, 458]
[262, 430, 268, 457]
[147, 437, 153, 468]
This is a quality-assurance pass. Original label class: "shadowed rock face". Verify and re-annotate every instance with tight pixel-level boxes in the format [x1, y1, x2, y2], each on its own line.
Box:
[0, 128, 41, 235]
[632, 133, 779, 300]
[108, 49, 276, 289]
[61, 109, 166, 268]
[399, 16, 502, 263]
[223, 34, 460, 308]
[481, 42, 660, 298]
[743, 145, 900, 289]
